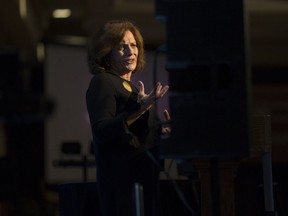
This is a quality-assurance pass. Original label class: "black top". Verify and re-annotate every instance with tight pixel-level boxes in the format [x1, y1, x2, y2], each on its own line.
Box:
[86, 71, 155, 157]
[86, 71, 160, 216]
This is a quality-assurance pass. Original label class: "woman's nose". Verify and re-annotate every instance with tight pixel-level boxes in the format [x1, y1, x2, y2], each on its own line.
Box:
[125, 45, 133, 55]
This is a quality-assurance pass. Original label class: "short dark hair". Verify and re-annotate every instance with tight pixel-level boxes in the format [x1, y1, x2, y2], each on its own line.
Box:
[87, 19, 145, 74]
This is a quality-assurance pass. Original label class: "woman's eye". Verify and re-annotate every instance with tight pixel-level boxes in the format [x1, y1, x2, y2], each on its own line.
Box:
[117, 43, 137, 51]
[118, 45, 124, 50]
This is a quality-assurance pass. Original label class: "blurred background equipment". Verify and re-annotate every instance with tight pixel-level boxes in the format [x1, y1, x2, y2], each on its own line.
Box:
[158, 0, 251, 160]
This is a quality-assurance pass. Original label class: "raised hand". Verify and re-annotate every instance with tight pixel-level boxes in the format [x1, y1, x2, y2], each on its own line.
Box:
[126, 81, 169, 126]
[137, 81, 169, 108]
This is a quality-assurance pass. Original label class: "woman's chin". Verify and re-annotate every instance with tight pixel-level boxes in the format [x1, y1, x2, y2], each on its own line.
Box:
[125, 65, 136, 72]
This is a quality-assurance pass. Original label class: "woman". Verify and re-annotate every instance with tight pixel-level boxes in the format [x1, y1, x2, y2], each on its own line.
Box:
[86, 19, 170, 216]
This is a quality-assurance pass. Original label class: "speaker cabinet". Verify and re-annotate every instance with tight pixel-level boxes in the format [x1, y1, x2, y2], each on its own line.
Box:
[159, 0, 251, 159]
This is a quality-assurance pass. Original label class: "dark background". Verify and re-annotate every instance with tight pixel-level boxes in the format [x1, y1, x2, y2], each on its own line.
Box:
[1, 0, 288, 215]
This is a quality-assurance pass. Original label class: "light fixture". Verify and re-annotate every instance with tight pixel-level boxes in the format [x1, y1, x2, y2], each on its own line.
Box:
[37, 43, 45, 62]
[52, 9, 71, 18]
[19, 0, 27, 19]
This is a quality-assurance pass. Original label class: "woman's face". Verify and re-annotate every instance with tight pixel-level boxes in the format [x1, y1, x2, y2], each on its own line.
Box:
[110, 30, 138, 74]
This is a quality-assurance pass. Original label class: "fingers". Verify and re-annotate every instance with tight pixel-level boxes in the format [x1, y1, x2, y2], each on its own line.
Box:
[155, 83, 169, 98]
[155, 82, 162, 94]
[138, 81, 145, 95]
[162, 109, 171, 134]
[137, 81, 169, 105]
[159, 85, 169, 98]
[163, 109, 171, 121]
[162, 127, 171, 134]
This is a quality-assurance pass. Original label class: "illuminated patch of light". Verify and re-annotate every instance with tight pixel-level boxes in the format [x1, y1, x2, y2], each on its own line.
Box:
[52, 9, 71, 18]
[19, 0, 27, 19]
[37, 43, 45, 62]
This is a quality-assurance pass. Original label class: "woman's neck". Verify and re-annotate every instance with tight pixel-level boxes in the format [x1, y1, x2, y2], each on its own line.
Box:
[120, 72, 132, 81]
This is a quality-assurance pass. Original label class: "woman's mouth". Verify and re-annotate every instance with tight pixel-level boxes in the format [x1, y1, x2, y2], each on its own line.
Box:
[124, 59, 135, 64]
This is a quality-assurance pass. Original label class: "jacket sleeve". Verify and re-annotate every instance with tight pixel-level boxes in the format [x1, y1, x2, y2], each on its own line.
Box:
[86, 75, 130, 143]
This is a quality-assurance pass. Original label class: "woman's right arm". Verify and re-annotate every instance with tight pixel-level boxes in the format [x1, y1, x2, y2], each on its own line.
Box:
[86, 75, 129, 142]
